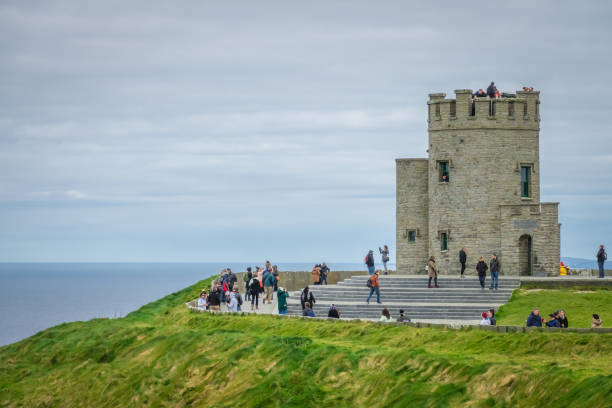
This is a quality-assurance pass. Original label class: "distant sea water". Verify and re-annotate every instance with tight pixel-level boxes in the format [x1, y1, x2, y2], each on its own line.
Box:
[0, 262, 387, 346]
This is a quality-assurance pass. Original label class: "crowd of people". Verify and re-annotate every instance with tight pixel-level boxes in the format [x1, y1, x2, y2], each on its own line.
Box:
[525, 309, 603, 328]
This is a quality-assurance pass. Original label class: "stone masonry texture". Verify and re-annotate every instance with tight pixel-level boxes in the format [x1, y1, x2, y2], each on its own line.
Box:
[396, 89, 561, 276]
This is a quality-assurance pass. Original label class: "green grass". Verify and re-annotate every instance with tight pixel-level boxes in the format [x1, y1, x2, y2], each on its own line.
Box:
[497, 287, 612, 328]
[1, 278, 611, 407]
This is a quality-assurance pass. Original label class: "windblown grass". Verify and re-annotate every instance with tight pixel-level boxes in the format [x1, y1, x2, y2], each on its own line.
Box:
[1, 278, 611, 407]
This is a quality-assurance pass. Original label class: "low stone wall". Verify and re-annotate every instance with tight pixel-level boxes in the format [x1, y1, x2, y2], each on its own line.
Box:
[230, 270, 392, 292]
[185, 305, 612, 333]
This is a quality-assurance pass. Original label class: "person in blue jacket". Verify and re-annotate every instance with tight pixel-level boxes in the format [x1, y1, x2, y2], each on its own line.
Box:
[545, 314, 560, 327]
[526, 309, 543, 327]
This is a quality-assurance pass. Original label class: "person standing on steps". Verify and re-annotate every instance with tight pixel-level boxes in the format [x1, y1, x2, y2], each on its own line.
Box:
[300, 286, 316, 311]
[476, 257, 488, 290]
[597, 245, 607, 278]
[319, 262, 330, 285]
[366, 270, 381, 304]
[379, 245, 390, 274]
[311, 265, 321, 285]
[427, 256, 439, 288]
[365, 250, 376, 275]
[489, 254, 500, 291]
[459, 246, 467, 278]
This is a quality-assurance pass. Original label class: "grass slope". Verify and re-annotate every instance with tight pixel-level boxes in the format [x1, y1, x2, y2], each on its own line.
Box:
[0, 278, 611, 408]
[497, 287, 612, 328]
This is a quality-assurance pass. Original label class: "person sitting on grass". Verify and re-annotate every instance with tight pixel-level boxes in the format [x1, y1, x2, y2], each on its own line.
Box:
[557, 310, 568, 328]
[303, 302, 315, 318]
[277, 287, 289, 315]
[526, 309, 543, 327]
[480, 312, 490, 326]
[197, 290, 208, 310]
[592, 314, 603, 329]
[328, 304, 340, 319]
[487, 309, 496, 326]
[380, 308, 392, 322]
[545, 314, 560, 328]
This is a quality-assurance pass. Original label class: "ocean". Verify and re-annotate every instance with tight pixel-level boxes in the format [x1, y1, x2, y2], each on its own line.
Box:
[0, 262, 383, 346]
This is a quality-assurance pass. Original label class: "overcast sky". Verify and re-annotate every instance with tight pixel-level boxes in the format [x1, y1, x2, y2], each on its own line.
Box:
[0, 1, 611, 263]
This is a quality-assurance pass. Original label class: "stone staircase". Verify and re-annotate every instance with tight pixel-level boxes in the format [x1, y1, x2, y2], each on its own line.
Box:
[286, 275, 520, 322]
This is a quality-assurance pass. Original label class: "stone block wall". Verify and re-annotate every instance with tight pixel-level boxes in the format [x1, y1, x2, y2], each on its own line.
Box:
[396, 159, 429, 273]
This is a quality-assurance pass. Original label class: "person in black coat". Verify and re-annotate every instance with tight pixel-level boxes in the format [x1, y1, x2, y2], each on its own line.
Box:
[557, 310, 569, 328]
[476, 257, 488, 290]
[459, 247, 467, 278]
[300, 286, 316, 310]
[486, 81, 496, 98]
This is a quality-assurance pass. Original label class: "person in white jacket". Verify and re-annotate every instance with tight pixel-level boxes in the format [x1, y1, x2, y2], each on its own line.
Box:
[480, 312, 491, 325]
[227, 291, 238, 312]
[197, 290, 208, 310]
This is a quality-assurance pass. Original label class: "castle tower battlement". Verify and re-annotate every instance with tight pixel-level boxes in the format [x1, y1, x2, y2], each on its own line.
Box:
[396, 88, 560, 276]
[427, 90, 540, 131]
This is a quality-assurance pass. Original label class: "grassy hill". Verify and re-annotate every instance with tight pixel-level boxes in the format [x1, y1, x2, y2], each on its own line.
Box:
[1, 277, 611, 408]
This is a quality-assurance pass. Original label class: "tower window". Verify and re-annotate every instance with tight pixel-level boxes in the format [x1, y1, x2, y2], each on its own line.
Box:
[438, 160, 450, 182]
[435, 103, 440, 117]
[449, 101, 456, 117]
[521, 166, 531, 198]
[408, 230, 416, 242]
[440, 232, 448, 251]
[508, 101, 515, 117]
[523, 102, 528, 117]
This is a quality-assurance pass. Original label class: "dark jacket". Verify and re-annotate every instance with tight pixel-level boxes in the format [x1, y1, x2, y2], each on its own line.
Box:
[207, 291, 220, 306]
[489, 317, 497, 326]
[597, 248, 607, 263]
[476, 261, 488, 277]
[546, 319, 560, 328]
[486, 83, 496, 98]
[249, 278, 260, 295]
[526, 312, 542, 327]
[328, 308, 340, 318]
[459, 250, 467, 264]
[557, 316, 568, 328]
[300, 288, 315, 306]
[366, 253, 375, 267]
[490, 258, 500, 273]
[320, 265, 330, 277]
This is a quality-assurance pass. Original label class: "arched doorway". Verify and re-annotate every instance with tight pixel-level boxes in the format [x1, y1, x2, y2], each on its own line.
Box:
[519, 235, 533, 276]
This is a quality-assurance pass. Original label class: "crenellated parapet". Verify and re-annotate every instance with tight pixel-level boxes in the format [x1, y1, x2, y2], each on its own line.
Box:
[427, 89, 540, 131]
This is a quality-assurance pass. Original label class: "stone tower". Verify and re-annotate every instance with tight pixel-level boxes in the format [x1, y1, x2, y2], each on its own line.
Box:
[396, 89, 560, 276]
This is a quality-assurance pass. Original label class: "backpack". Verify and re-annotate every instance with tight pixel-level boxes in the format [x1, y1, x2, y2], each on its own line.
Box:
[366, 275, 373, 288]
[237, 293, 243, 306]
[364, 254, 369, 264]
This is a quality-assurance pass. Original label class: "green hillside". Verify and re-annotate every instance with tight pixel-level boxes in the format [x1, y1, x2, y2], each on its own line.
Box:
[1, 278, 611, 408]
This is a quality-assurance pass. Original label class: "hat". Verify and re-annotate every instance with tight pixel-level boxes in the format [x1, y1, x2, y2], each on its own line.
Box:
[548, 314, 555, 318]
[481, 312, 487, 318]
[399, 309, 404, 314]
[369, 250, 374, 253]
[593, 314, 600, 319]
